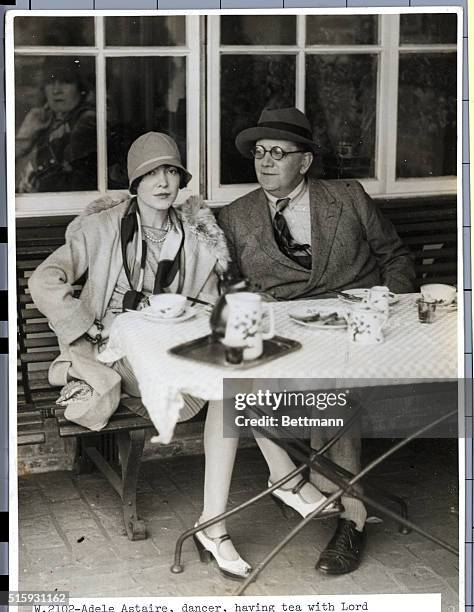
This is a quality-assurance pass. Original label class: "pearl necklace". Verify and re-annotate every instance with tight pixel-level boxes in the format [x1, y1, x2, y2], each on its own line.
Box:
[143, 218, 171, 244]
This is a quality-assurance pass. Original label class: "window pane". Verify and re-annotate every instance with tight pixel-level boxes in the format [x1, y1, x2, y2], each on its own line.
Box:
[105, 16, 185, 46]
[14, 17, 94, 46]
[305, 55, 377, 180]
[221, 15, 296, 45]
[106, 57, 186, 190]
[306, 16, 377, 45]
[220, 55, 296, 184]
[15, 55, 97, 193]
[400, 14, 457, 45]
[397, 54, 456, 178]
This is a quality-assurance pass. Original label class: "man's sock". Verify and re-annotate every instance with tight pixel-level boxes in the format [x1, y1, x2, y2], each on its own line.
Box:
[340, 497, 367, 532]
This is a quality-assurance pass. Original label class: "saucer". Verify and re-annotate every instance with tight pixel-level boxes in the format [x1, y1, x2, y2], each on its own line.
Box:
[288, 305, 348, 330]
[337, 288, 399, 305]
[129, 306, 197, 323]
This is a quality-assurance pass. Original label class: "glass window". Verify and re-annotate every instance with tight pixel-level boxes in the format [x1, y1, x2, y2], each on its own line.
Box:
[105, 16, 185, 46]
[400, 14, 457, 45]
[14, 17, 95, 46]
[106, 56, 186, 190]
[220, 15, 296, 45]
[15, 55, 97, 193]
[306, 15, 378, 45]
[397, 54, 456, 178]
[305, 54, 377, 179]
[220, 55, 296, 184]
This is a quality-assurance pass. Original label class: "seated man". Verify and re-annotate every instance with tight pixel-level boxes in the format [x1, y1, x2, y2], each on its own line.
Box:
[218, 106, 416, 575]
[219, 107, 415, 299]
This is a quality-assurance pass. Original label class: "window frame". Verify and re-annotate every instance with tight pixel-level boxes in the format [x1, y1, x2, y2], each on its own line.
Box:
[10, 10, 460, 216]
[207, 11, 458, 205]
[13, 13, 201, 218]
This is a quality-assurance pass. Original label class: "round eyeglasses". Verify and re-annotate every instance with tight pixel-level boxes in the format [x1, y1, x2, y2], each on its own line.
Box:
[250, 145, 305, 161]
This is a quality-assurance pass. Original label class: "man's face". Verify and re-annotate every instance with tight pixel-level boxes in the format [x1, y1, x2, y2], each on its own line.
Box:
[254, 139, 313, 198]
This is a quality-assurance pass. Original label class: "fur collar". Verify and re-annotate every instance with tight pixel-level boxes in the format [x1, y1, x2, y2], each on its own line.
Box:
[82, 194, 230, 274]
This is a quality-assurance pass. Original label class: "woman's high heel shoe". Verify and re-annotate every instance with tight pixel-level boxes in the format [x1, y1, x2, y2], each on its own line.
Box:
[269, 478, 343, 518]
[193, 524, 252, 581]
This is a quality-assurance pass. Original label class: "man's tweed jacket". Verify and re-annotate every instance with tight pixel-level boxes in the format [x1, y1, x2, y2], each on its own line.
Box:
[218, 179, 416, 299]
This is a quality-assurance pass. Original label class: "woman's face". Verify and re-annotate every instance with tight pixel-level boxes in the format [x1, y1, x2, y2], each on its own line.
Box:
[136, 165, 181, 212]
[44, 80, 82, 115]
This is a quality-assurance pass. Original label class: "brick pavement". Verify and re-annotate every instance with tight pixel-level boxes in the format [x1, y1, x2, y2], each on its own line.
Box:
[17, 440, 459, 609]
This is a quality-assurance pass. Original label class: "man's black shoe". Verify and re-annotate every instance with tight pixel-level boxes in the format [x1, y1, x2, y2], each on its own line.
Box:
[315, 519, 366, 575]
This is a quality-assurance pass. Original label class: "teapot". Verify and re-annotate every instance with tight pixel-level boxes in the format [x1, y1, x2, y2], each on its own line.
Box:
[209, 273, 249, 341]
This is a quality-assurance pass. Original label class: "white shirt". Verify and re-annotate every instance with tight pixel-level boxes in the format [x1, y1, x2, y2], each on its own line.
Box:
[264, 179, 312, 248]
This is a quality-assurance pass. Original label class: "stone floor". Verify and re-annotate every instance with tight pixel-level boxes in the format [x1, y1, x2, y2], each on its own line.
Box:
[17, 440, 459, 609]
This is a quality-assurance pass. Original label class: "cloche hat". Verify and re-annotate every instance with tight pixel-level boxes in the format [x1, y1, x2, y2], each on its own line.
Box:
[235, 107, 317, 159]
[127, 132, 192, 191]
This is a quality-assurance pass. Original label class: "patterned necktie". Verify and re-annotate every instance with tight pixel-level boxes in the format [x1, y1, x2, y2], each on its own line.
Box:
[272, 197, 312, 269]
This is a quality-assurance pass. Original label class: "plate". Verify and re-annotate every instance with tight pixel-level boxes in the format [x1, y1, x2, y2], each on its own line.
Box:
[288, 305, 348, 330]
[128, 306, 197, 323]
[336, 288, 399, 306]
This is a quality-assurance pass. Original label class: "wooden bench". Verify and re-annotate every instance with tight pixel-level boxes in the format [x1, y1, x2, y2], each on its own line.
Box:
[376, 194, 457, 288]
[16, 194, 457, 538]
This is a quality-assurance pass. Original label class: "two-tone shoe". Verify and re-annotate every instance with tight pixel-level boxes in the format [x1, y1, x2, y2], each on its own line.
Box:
[193, 524, 252, 581]
[269, 478, 343, 518]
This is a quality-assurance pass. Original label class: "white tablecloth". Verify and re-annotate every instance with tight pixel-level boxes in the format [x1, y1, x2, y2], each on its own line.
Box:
[98, 296, 457, 443]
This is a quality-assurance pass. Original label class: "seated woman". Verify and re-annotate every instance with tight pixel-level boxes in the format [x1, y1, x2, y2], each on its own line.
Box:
[29, 132, 337, 581]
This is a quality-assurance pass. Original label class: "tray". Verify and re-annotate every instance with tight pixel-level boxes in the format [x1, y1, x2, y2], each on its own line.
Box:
[168, 334, 302, 370]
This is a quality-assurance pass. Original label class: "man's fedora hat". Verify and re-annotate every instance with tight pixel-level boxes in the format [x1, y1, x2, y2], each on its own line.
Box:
[235, 107, 317, 159]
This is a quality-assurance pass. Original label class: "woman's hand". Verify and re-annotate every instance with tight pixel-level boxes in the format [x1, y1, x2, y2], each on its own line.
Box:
[17, 106, 53, 141]
[16, 106, 53, 158]
[136, 295, 150, 311]
[84, 319, 104, 344]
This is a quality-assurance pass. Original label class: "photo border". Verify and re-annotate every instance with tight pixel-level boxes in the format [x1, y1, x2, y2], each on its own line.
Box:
[2, 4, 470, 609]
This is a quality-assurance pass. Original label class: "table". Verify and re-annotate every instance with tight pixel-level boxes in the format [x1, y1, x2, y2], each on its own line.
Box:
[98, 295, 457, 443]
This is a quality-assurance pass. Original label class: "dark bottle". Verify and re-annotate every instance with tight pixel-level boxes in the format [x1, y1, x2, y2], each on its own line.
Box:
[209, 273, 249, 341]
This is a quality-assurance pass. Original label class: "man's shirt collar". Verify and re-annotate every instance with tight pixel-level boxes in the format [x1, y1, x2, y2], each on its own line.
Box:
[264, 179, 307, 208]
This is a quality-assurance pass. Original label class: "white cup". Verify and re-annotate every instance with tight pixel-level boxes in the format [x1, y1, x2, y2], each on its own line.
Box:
[149, 294, 186, 318]
[347, 304, 387, 345]
[420, 284, 457, 306]
[223, 292, 275, 360]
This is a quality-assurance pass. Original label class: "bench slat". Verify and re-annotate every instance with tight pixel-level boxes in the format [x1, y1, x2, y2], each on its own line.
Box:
[54, 403, 153, 436]
[396, 221, 457, 233]
[23, 322, 52, 334]
[32, 390, 62, 402]
[17, 259, 45, 271]
[18, 432, 46, 446]
[21, 350, 60, 363]
[24, 337, 59, 349]
[415, 262, 458, 273]
[18, 411, 44, 427]
[21, 308, 46, 320]
[402, 233, 456, 245]
[411, 247, 457, 259]
[26, 370, 50, 382]
[58, 415, 154, 437]
[29, 381, 54, 393]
